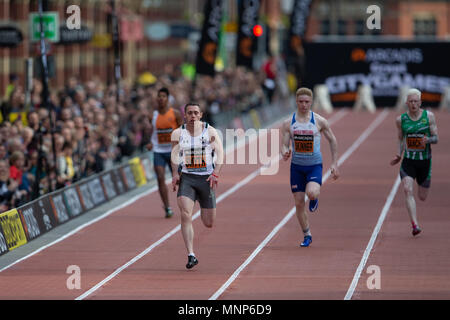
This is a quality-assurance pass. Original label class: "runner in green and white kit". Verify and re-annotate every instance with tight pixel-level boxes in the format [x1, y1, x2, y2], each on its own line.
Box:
[391, 88, 439, 236]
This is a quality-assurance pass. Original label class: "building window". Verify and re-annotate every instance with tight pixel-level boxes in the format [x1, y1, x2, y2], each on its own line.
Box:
[337, 19, 347, 35]
[355, 19, 365, 35]
[320, 19, 330, 35]
[414, 16, 437, 37]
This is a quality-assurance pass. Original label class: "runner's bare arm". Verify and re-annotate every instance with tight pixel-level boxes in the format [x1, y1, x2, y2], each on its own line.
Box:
[174, 108, 184, 127]
[390, 116, 404, 166]
[146, 110, 154, 150]
[170, 128, 181, 191]
[425, 111, 438, 144]
[319, 116, 339, 179]
[281, 119, 291, 161]
[207, 126, 223, 189]
[209, 126, 224, 174]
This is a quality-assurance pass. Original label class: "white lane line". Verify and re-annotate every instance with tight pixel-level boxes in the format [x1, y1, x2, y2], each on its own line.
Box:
[75, 169, 261, 300]
[344, 175, 401, 300]
[208, 109, 390, 300]
[76, 109, 350, 300]
[0, 182, 166, 273]
[0, 108, 310, 273]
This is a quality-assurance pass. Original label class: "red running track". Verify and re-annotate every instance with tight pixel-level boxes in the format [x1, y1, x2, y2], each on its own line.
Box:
[0, 109, 449, 300]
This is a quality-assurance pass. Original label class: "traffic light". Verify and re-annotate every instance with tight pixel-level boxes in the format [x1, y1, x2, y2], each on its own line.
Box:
[253, 24, 263, 37]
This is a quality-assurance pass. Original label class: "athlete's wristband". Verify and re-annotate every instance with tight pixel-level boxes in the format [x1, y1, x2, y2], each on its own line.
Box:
[211, 173, 219, 179]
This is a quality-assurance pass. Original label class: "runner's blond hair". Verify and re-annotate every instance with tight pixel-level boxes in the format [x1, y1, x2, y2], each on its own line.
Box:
[296, 87, 313, 99]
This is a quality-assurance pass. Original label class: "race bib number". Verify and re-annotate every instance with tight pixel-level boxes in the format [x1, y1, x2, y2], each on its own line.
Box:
[184, 148, 207, 172]
[406, 133, 425, 151]
[294, 134, 314, 153]
[157, 128, 172, 144]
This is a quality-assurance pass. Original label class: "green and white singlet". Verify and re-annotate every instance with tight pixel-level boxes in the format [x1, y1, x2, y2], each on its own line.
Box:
[401, 109, 432, 160]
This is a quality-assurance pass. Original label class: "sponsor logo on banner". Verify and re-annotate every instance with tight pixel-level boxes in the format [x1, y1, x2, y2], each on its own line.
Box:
[101, 173, 117, 200]
[78, 183, 95, 211]
[88, 178, 106, 206]
[18, 205, 41, 241]
[0, 225, 8, 255]
[50, 194, 70, 224]
[38, 198, 56, 232]
[112, 168, 125, 194]
[305, 41, 450, 106]
[129, 157, 147, 187]
[122, 165, 137, 190]
[0, 209, 28, 251]
[64, 187, 84, 217]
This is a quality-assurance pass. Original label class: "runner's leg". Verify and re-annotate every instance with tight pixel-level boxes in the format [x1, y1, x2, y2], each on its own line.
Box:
[402, 176, 418, 226]
[293, 191, 309, 233]
[200, 208, 216, 228]
[155, 165, 170, 208]
[178, 196, 196, 255]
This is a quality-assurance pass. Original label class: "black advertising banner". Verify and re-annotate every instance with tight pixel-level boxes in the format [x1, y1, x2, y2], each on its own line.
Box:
[122, 165, 137, 191]
[35, 197, 57, 233]
[88, 177, 107, 206]
[101, 172, 118, 200]
[18, 202, 42, 241]
[236, 0, 260, 69]
[20, 197, 58, 237]
[287, 0, 312, 58]
[50, 192, 70, 224]
[195, 0, 223, 76]
[112, 168, 126, 195]
[0, 224, 8, 255]
[59, 25, 93, 45]
[64, 187, 84, 218]
[78, 183, 95, 211]
[304, 41, 450, 107]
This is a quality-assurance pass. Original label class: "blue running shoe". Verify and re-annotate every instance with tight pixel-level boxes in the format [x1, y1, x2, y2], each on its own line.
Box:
[300, 235, 312, 247]
[309, 198, 319, 212]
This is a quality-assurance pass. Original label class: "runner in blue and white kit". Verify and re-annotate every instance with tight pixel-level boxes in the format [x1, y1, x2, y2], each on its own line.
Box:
[281, 87, 339, 247]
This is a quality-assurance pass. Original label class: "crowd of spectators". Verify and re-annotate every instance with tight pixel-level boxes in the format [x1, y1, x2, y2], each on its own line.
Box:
[0, 61, 286, 213]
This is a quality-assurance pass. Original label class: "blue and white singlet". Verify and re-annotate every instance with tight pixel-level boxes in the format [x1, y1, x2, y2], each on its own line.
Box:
[290, 111, 322, 166]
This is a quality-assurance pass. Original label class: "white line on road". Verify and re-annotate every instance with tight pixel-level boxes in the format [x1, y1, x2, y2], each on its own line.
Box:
[208, 109, 390, 300]
[344, 175, 401, 300]
[76, 109, 350, 300]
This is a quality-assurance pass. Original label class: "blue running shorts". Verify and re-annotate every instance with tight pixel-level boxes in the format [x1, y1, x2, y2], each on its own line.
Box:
[290, 162, 322, 193]
[153, 151, 172, 168]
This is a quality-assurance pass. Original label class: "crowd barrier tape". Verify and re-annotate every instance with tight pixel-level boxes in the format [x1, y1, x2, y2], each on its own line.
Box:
[0, 102, 295, 256]
[0, 151, 156, 256]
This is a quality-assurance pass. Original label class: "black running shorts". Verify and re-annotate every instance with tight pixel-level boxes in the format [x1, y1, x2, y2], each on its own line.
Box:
[400, 158, 432, 188]
[177, 173, 216, 208]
